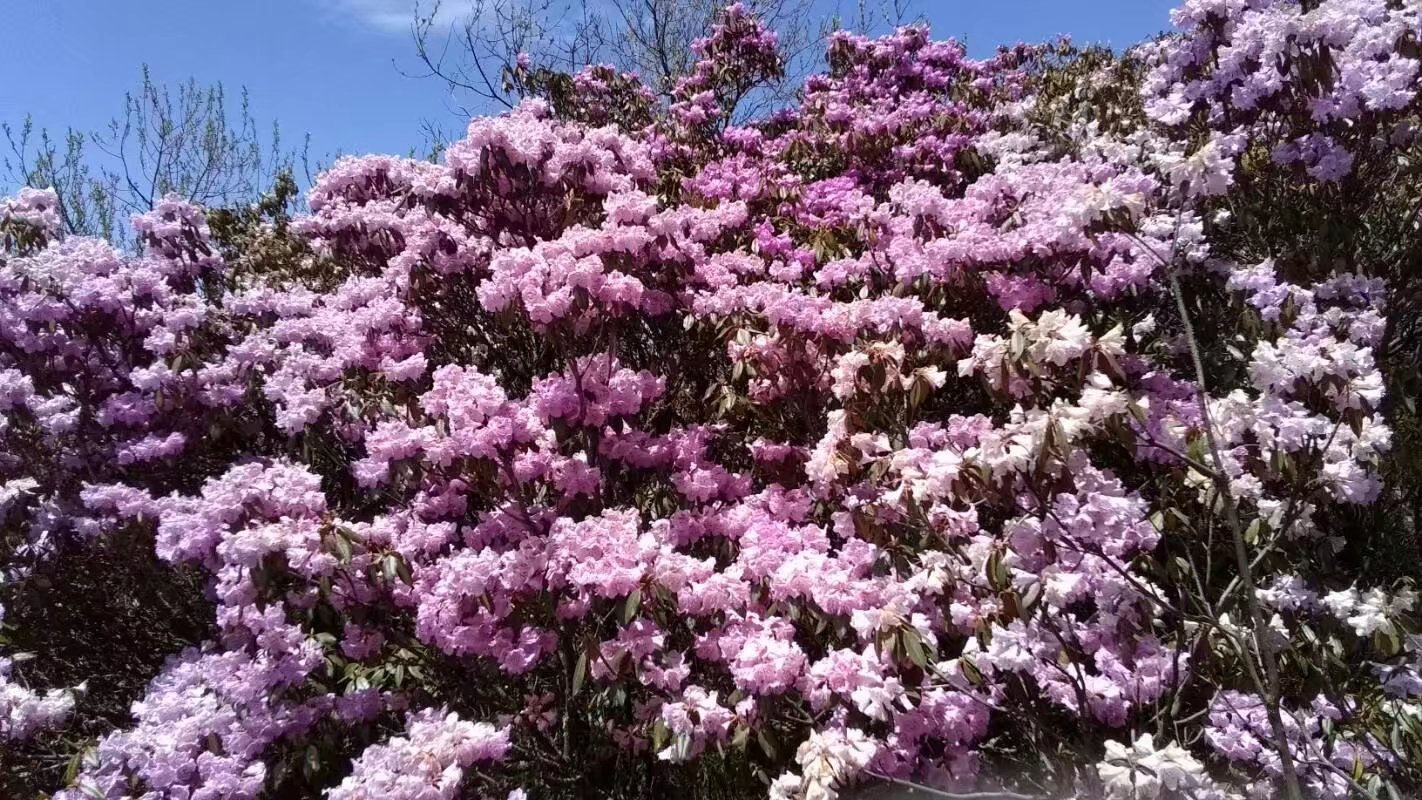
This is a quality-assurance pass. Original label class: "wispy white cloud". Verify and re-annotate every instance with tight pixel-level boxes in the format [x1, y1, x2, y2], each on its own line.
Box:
[310, 0, 468, 35]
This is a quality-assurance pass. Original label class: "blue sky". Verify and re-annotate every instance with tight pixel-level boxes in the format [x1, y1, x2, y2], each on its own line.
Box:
[1, 0, 1179, 168]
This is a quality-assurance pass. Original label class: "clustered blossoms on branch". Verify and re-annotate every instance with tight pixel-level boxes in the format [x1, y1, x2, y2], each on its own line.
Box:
[1, 656, 81, 742]
[2, 1, 1420, 799]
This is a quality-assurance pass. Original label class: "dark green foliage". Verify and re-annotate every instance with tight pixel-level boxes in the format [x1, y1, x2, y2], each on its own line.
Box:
[0, 527, 214, 799]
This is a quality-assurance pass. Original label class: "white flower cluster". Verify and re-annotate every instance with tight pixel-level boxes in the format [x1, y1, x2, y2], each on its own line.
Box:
[1322, 585, 1418, 638]
[770, 728, 878, 800]
[327, 708, 510, 800]
[1, 656, 81, 742]
[1098, 733, 1222, 799]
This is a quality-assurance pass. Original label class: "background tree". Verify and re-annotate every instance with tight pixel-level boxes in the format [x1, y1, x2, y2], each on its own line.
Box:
[408, 0, 918, 119]
[3, 66, 303, 246]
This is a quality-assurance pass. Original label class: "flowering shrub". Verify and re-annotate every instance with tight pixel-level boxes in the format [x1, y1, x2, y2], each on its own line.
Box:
[3, 2, 1421, 799]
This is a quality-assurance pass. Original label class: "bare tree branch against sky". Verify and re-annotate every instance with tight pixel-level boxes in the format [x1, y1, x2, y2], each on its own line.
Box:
[2, 1, 1176, 169]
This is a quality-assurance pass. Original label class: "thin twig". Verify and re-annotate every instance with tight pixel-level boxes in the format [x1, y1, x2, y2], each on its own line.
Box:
[1166, 268, 1306, 800]
[861, 772, 1043, 800]
[1122, 221, 1307, 800]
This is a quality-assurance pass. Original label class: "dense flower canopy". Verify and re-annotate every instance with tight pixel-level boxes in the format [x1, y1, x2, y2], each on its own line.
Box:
[2, 2, 1421, 799]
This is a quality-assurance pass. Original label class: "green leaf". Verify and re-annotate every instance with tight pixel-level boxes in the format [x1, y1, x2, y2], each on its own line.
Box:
[756, 728, 779, 760]
[1372, 628, 1402, 658]
[902, 629, 930, 668]
[909, 375, 931, 409]
[303, 744, 321, 778]
[1245, 518, 1263, 546]
[986, 550, 1010, 592]
[622, 588, 643, 624]
[1128, 401, 1149, 425]
[571, 651, 588, 697]
[65, 745, 94, 785]
[1001, 590, 1022, 621]
[960, 656, 984, 686]
[1187, 437, 1208, 467]
[332, 533, 352, 563]
[1020, 581, 1043, 615]
[650, 719, 671, 752]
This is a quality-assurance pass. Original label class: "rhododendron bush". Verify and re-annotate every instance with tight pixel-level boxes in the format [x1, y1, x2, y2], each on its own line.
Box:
[3, 2, 1422, 799]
